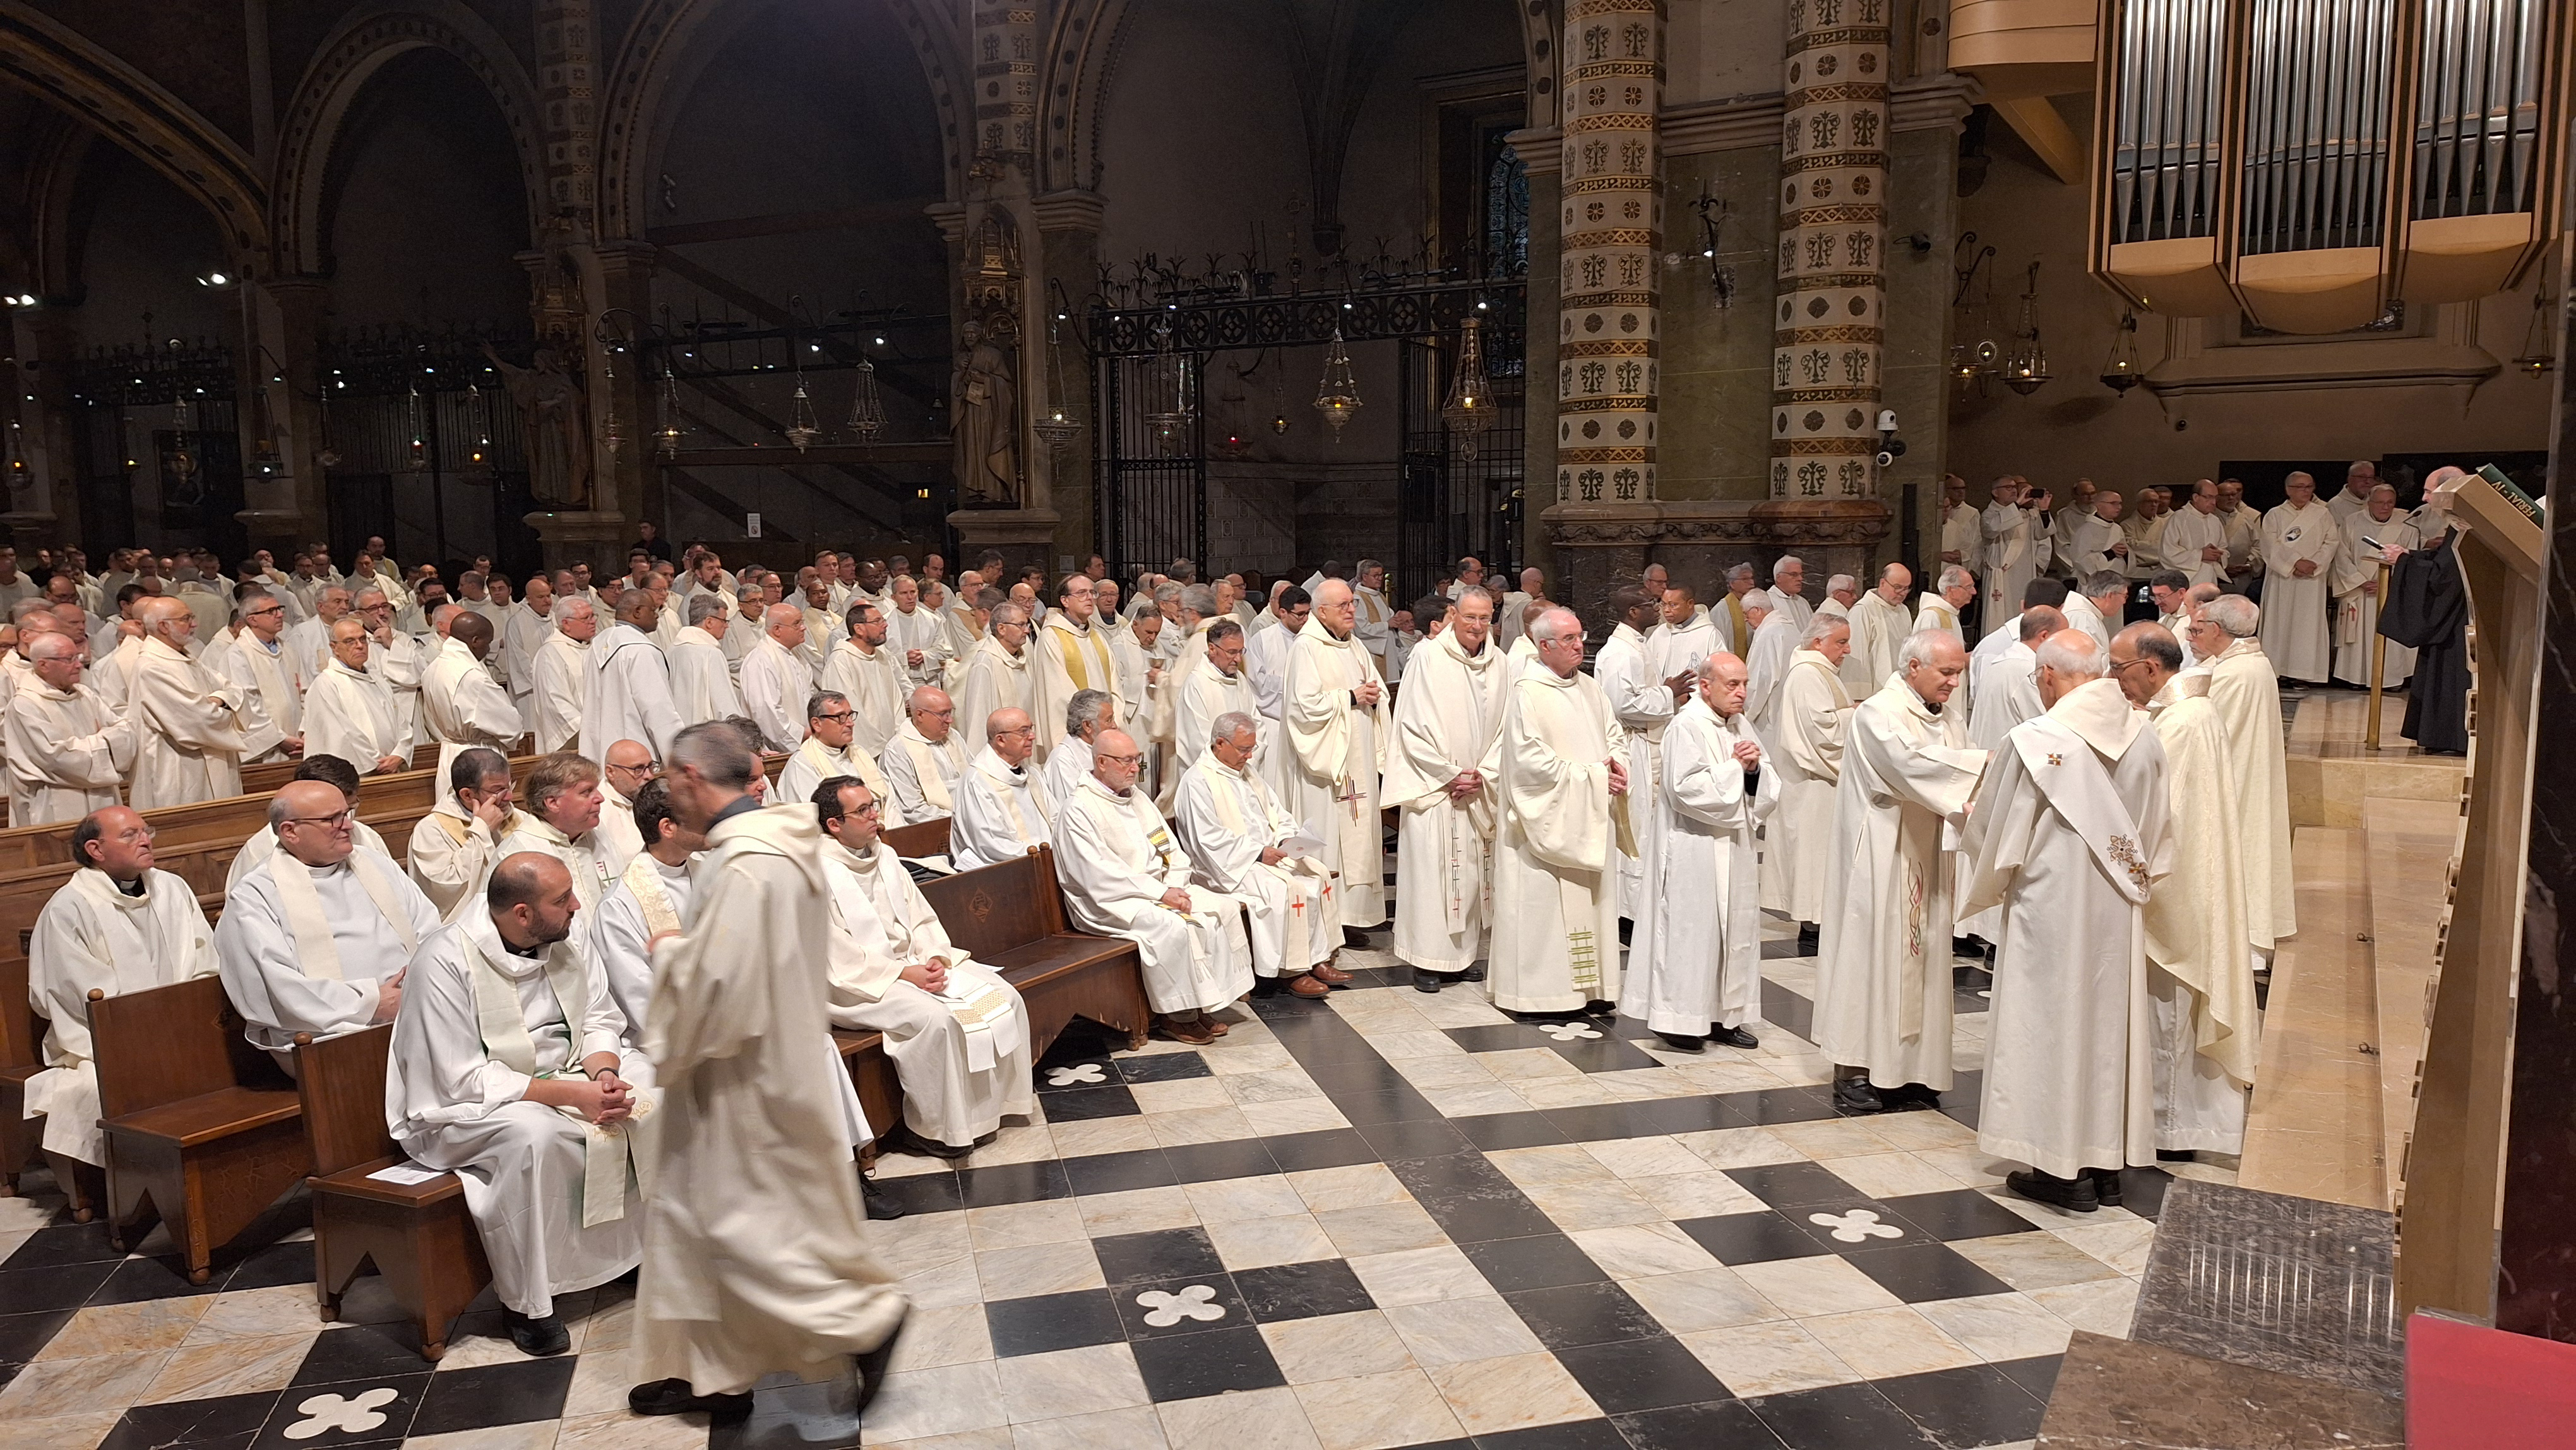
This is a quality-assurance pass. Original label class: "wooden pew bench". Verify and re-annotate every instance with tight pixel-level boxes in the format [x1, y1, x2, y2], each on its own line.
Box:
[295, 1026, 489, 1360]
[90, 977, 307, 1282]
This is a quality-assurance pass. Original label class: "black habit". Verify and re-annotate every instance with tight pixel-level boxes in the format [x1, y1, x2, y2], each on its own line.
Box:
[2377, 529, 2469, 755]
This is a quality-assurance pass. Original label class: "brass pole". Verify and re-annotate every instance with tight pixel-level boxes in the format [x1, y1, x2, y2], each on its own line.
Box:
[2364, 558, 2391, 749]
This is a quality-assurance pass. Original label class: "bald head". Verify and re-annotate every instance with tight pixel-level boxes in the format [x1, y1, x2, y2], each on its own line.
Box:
[448, 609, 494, 656]
[909, 686, 956, 743]
[2017, 606, 2068, 645]
[2034, 628, 2105, 706]
[139, 596, 194, 645]
[269, 779, 355, 867]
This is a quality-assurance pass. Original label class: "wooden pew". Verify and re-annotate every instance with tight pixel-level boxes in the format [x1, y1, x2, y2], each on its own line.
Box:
[90, 977, 306, 1281]
[921, 845, 1150, 1056]
[1, 932, 103, 1218]
[295, 1026, 489, 1360]
[241, 742, 439, 799]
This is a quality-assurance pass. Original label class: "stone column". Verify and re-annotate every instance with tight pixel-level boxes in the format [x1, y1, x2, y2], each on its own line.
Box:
[237, 277, 331, 555]
[535, 0, 600, 218]
[4, 309, 68, 549]
[1034, 187, 1104, 565]
[528, 239, 655, 573]
[1554, 1, 1662, 510]
[1770, 0, 1893, 506]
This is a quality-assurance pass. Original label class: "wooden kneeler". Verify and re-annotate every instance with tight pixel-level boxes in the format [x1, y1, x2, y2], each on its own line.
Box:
[295, 1026, 489, 1361]
[89, 978, 306, 1281]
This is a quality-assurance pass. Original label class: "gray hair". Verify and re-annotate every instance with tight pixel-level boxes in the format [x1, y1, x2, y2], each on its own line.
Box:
[2202, 593, 2260, 638]
[806, 690, 849, 721]
[671, 719, 757, 788]
[1893, 628, 1959, 674]
[2017, 606, 2067, 644]
[1179, 585, 1217, 617]
[1154, 582, 1184, 604]
[1211, 710, 1259, 747]
[1725, 562, 1756, 584]
[1066, 688, 1116, 737]
[1772, 555, 1803, 582]
[1826, 573, 1858, 594]
[2082, 571, 2128, 601]
[27, 631, 78, 662]
[552, 596, 595, 626]
[2035, 631, 2106, 679]
[1455, 584, 1497, 610]
[9, 599, 49, 626]
[1529, 607, 1583, 645]
[686, 593, 727, 626]
[1798, 615, 1849, 647]
[1936, 565, 1974, 592]
[990, 602, 1029, 632]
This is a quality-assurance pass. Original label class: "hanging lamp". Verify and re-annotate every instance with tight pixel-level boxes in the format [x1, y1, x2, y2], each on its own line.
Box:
[846, 354, 887, 443]
[1440, 316, 1494, 460]
[1313, 321, 1361, 435]
[2001, 262, 2051, 395]
[2099, 309, 2144, 394]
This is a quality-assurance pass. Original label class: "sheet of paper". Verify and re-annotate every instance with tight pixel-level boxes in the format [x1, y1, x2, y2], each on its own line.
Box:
[366, 1162, 444, 1186]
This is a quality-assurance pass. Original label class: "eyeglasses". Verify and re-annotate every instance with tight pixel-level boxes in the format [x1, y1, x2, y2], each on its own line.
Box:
[813, 710, 854, 724]
[1095, 752, 1143, 766]
[917, 706, 955, 719]
[607, 761, 660, 778]
[283, 808, 355, 827]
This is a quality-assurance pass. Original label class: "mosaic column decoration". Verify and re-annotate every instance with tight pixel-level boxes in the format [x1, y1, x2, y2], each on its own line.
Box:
[971, 0, 1039, 170]
[1555, 1, 1662, 506]
[1770, 0, 1891, 501]
[535, 0, 598, 216]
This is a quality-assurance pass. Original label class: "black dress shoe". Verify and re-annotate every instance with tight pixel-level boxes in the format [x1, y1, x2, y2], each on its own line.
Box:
[628, 1378, 755, 1418]
[1583, 999, 1618, 1019]
[1461, 962, 1487, 982]
[504, 1310, 569, 1357]
[890, 1125, 974, 1159]
[1411, 968, 1452, 994]
[1832, 1078, 1884, 1115]
[861, 1174, 906, 1220]
[1796, 923, 1820, 954]
[1342, 926, 1374, 949]
[2087, 1167, 2125, 1207]
[1655, 1031, 1707, 1053]
[1710, 1024, 1758, 1050]
[851, 1311, 910, 1418]
[1883, 1082, 1942, 1110]
[2155, 1149, 2197, 1163]
[2005, 1168, 2099, 1213]
[1618, 918, 1635, 946]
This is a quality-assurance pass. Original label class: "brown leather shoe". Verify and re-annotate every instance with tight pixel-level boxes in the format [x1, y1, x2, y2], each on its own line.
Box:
[1154, 1014, 1217, 1045]
[1282, 973, 1330, 998]
[1309, 961, 1355, 986]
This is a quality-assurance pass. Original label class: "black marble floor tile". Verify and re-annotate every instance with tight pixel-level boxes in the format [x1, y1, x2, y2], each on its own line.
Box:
[1116, 1052, 1214, 1083]
[1879, 1189, 2041, 1243]
[1061, 1148, 1179, 1197]
[406, 1357, 575, 1435]
[1259, 1129, 1381, 1174]
[1354, 1115, 1474, 1161]
[984, 1288, 1126, 1358]
[89, 1253, 227, 1305]
[1441, 1024, 1548, 1055]
[1760, 938, 1815, 962]
[1623, 1095, 1744, 1135]
[1713, 1086, 1842, 1127]
[251, 1371, 429, 1450]
[290, 1322, 435, 1384]
[1160, 1137, 1283, 1184]
[2109, 1165, 2173, 1221]
[1415, 1186, 1562, 1245]
[1872, 1360, 2048, 1448]
[1461, 1235, 1608, 1293]
[1092, 1226, 1226, 1287]
[0, 1307, 74, 1365]
[1742, 1380, 1943, 1449]
[100, 1390, 284, 1450]
[1112, 1273, 1252, 1340]
[1784, 1198, 1938, 1252]
[1296, 1057, 1418, 1097]
[1452, 1111, 1573, 1150]
[1469, 1418, 1631, 1449]
[1388, 1151, 1514, 1196]
[711, 1377, 866, 1450]
[224, 1240, 319, 1293]
[1937, 1071, 1985, 1130]
[1841, 1240, 2015, 1305]
[1552, 1334, 1731, 1413]
[1545, 1036, 1664, 1074]
[1759, 980, 1816, 1040]
[1723, 1161, 1861, 1209]
[1231, 1257, 1376, 1322]
[1034, 1084, 1141, 1120]
[1674, 1210, 1840, 1266]
[1034, 1057, 1116, 1092]
[1126, 1322, 1285, 1401]
[1503, 1280, 1666, 1350]
[1334, 1086, 1445, 1126]
[869, 1172, 965, 1217]
[1993, 1352, 2063, 1403]
[956, 1159, 1072, 1209]
[0, 1259, 116, 1315]
[3, 1221, 124, 1270]
[1612, 1399, 1789, 1450]
[1535, 1102, 1681, 1145]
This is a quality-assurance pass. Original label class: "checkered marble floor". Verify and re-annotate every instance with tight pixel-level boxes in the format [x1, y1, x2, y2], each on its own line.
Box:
[0, 915, 2240, 1450]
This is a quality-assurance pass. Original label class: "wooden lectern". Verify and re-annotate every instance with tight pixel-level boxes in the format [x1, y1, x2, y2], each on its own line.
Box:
[2395, 469, 2543, 1324]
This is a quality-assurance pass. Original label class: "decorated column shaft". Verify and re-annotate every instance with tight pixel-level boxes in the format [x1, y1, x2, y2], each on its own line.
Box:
[1555, 1, 1661, 506]
[535, 0, 599, 217]
[1770, 0, 1891, 501]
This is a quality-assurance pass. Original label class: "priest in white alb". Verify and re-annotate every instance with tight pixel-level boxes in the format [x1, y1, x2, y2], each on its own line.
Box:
[1040, 690, 1117, 819]
[1030, 573, 1122, 761]
[2329, 482, 2418, 688]
[304, 618, 414, 775]
[1052, 728, 1253, 1045]
[424, 610, 524, 791]
[409, 748, 523, 923]
[1959, 631, 2169, 1211]
[213, 587, 304, 764]
[1620, 653, 1779, 1053]
[1281, 579, 1391, 936]
[1981, 479, 2051, 622]
[391, 852, 658, 1357]
[4, 633, 136, 825]
[1813, 632, 1988, 1114]
[883, 575, 951, 690]
[821, 602, 905, 754]
[1967, 606, 2063, 751]
[628, 721, 909, 1420]
[2114, 623, 2257, 1159]
[661, 594, 736, 726]
[583, 591, 683, 767]
[2190, 595, 2297, 957]
[587, 777, 698, 1036]
[1842, 564, 1916, 698]
[949, 707, 1052, 871]
[216, 780, 443, 1064]
[532, 597, 595, 753]
[881, 686, 966, 824]
[129, 599, 272, 808]
[1482, 608, 1631, 1016]
[2256, 470, 2340, 683]
[1385, 587, 1505, 992]
[1176, 620, 1261, 778]
[951, 603, 1035, 737]
[1595, 587, 1681, 923]
[497, 754, 616, 911]
[25, 806, 218, 1171]
[1176, 710, 1337, 995]
[814, 774, 1033, 1156]
[739, 605, 816, 753]
[776, 691, 903, 820]
[1758, 617, 1856, 949]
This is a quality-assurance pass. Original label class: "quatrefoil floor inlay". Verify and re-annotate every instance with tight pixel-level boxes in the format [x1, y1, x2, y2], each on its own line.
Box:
[1046, 1063, 1108, 1087]
[1135, 1283, 1227, 1326]
[283, 1387, 400, 1441]
[1539, 1022, 1603, 1041]
[1807, 1207, 1905, 1243]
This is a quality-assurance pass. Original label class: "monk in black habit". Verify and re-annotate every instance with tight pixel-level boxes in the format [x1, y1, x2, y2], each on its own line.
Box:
[2377, 529, 2468, 755]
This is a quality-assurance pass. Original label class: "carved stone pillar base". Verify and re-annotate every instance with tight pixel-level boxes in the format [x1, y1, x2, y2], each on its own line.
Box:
[524, 510, 633, 573]
[2, 511, 58, 553]
[946, 506, 1063, 578]
[1543, 498, 1892, 622]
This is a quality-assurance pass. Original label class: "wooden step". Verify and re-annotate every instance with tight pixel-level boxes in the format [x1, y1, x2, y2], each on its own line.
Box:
[2239, 826, 2387, 1210]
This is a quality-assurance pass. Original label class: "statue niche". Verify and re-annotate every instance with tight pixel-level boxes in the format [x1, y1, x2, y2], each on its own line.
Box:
[483, 342, 593, 509]
[953, 208, 1024, 506]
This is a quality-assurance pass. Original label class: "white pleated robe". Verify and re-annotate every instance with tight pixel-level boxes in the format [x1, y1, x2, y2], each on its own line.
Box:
[1384, 630, 1506, 974]
[880, 722, 965, 825]
[304, 661, 413, 771]
[1054, 775, 1255, 1013]
[1981, 501, 2048, 618]
[885, 604, 952, 690]
[4, 683, 135, 825]
[1960, 679, 2171, 1177]
[1030, 615, 1124, 761]
[129, 637, 266, 809]
[952, 638, 1035, 744]
[422, 637, 523, 794]
[25, 868, 218, 1162]
[1481, 664, 1631, 1013]
[2257, 500, 2340, 680]
[531, 634, 590, 753]
[1756, 652, 1854, 925]
[1620, 699, 1780, 1036]
[2330, 513, 2419, 686]
[638, 805, 908, 1396]
[1594, 623, 1673, 920]
[950, 745, 1052, 872]
[215, 846, 441, 1061]
[1811, 678, 1987, 1091]
[1174, 753, 1334, 976]
[739, 637, 814, 755]
[2205, 640, 2296, 947]
[2144, 674, 2258, 1154]
[1281, 619, 1391, 929]
[582, 623, 683, 767]
[820, 639, 906, 756]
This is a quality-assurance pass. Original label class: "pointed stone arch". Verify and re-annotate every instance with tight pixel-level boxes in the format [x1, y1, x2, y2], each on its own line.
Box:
[0, 1, 268, 260]
[270, 1, 548, 279]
